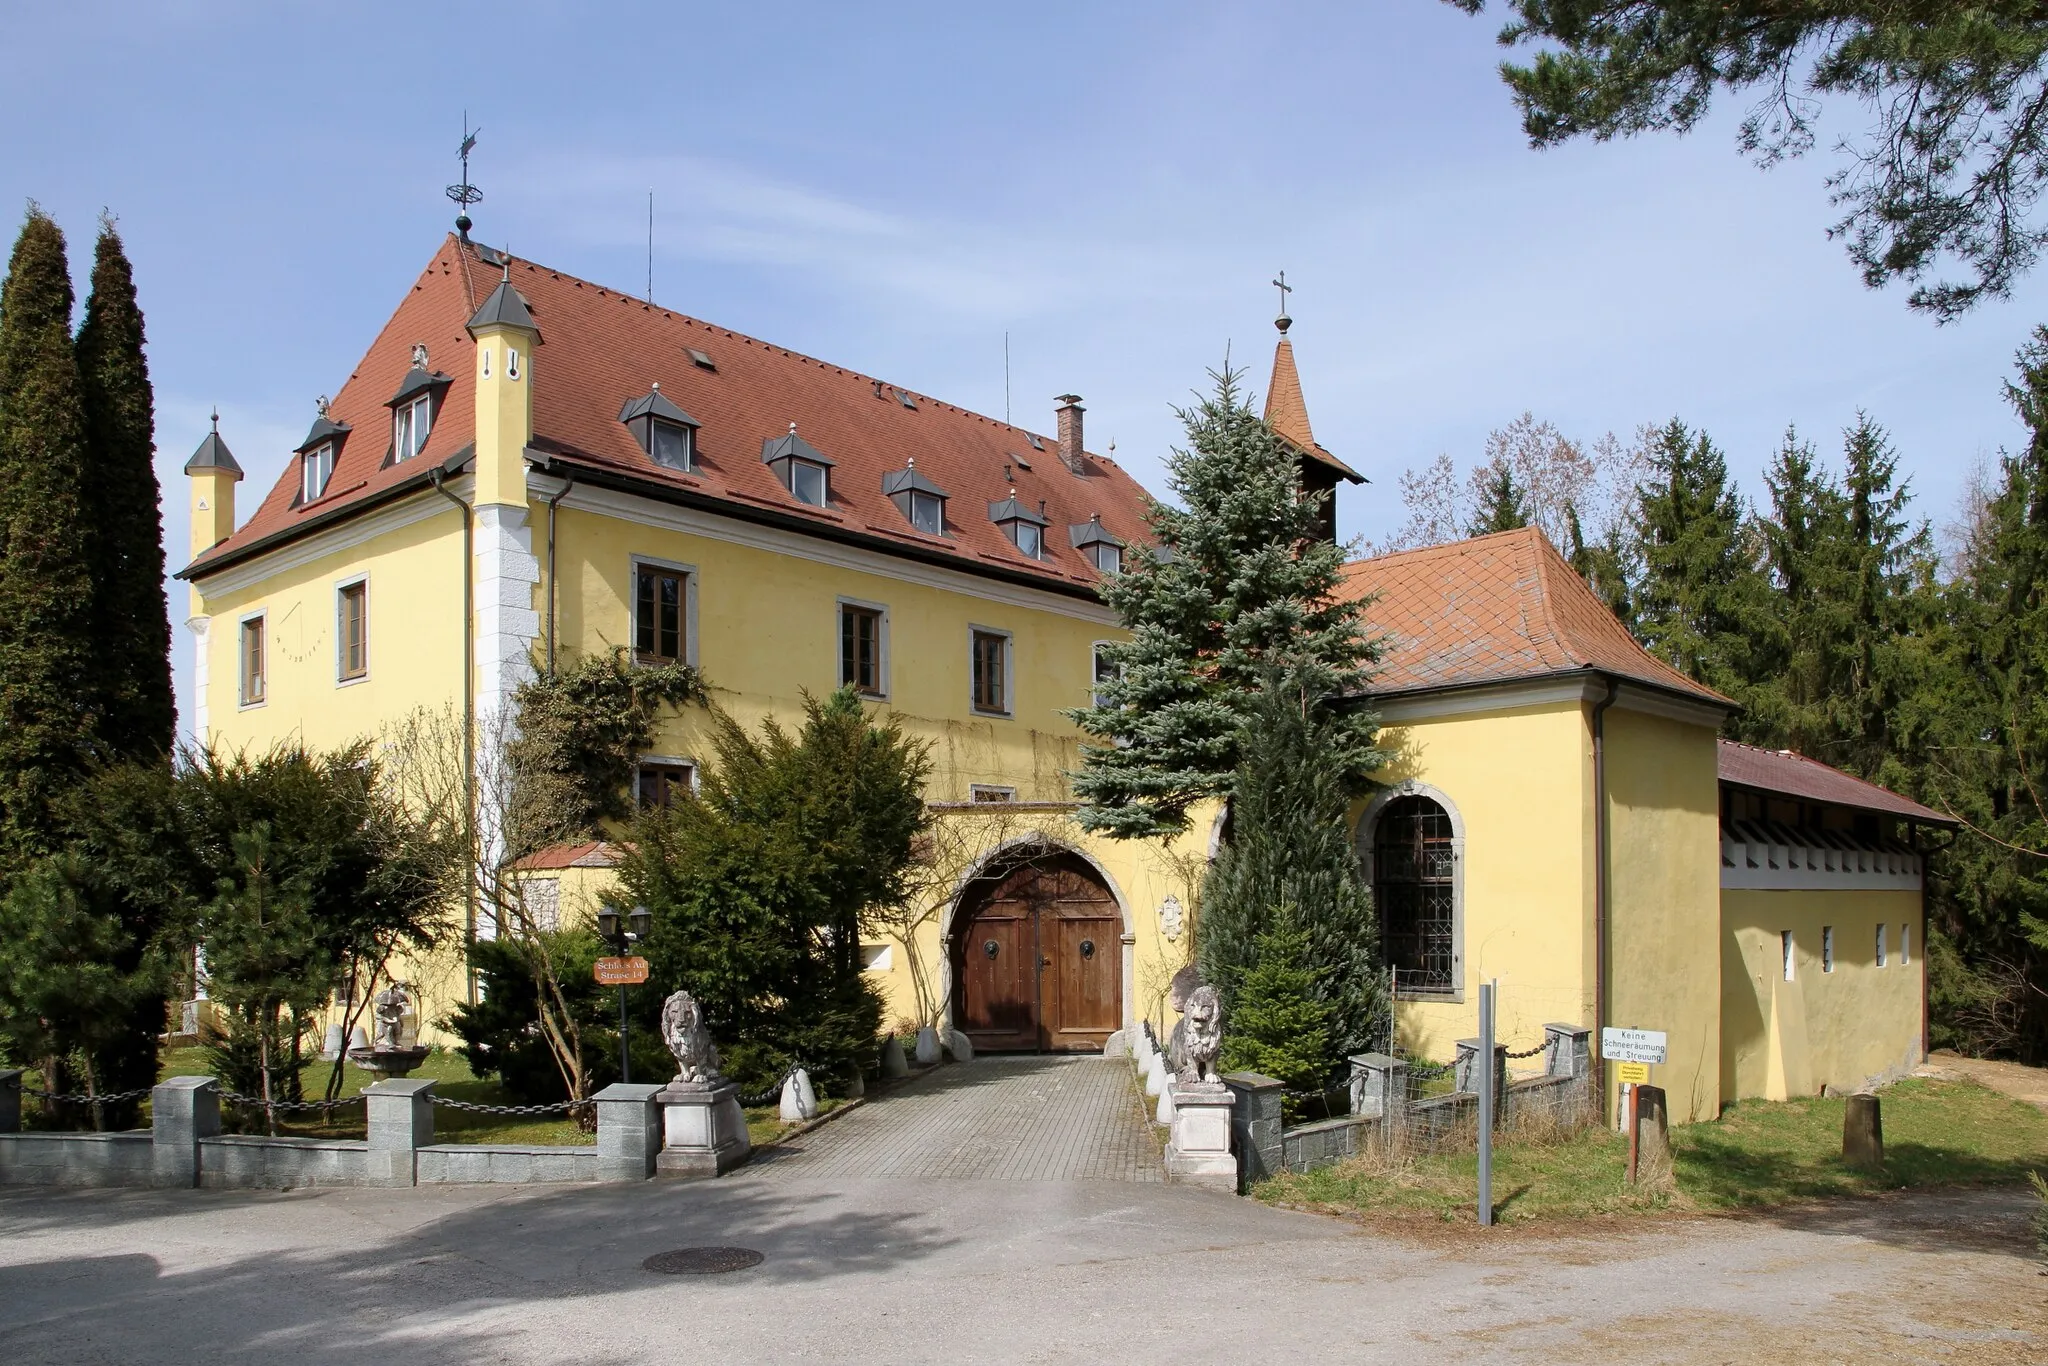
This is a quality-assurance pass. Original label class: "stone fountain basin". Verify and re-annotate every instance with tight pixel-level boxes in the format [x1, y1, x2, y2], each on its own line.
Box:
[348, 1046, 431, 1079]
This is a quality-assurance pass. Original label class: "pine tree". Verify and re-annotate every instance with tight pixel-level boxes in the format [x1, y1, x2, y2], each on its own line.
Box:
[0, 208, 97, 867]
[1467, 459, 1530, 535]
[1632, 418, 1764, 705]
[1067, 366, 1380, 839]
[1835, 414, 1937, 784]
[1197, 666, 1386, 1065]
[74, 219, 173, 759]
[1749, 427, 1844, 751]
[1216, 919, 1333, 1117]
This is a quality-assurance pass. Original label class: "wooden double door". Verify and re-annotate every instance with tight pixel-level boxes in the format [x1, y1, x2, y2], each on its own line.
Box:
[953, 853, 1121, 1053]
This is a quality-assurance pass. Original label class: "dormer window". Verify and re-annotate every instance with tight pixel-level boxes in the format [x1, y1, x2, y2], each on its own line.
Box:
[989, 493, 1050, 559]
[761, 424, 835, 508]
[385, 349, 451, 466]
[882, 460, 948, 536]
[301, 442, 335, 503]
[1069, 516, 1126, 574]
[619, 384, 701, 473]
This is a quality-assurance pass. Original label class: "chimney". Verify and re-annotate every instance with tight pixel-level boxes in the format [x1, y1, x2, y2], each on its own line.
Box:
[1054, 394, 1087, 475]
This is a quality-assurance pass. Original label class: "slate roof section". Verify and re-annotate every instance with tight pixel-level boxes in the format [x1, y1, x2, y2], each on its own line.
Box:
[182, 236, 1153, 592]
[184, 420, 241, 476]
[1718, 740, 1955, 825]
[1336, 527, 1732, 708]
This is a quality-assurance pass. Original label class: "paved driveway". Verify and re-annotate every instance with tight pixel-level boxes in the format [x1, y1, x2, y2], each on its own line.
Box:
[754, 1054, 1162, 1182]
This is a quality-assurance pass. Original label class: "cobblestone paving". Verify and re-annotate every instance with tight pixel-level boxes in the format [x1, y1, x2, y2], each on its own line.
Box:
[751, 1055, 1165, 1181]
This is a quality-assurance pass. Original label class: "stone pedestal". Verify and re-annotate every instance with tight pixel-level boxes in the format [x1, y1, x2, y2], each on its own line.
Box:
[593, 1082, 663, 1182]
[1843, 1092, 1884, 1169]
[150, 1076, 221, 1188]
[655, 1082, 750, 1179]
[363, 1078, 435, 1187]
[1223, 1071, 1283, 1191]
[1165, 1082, 1237, 1191]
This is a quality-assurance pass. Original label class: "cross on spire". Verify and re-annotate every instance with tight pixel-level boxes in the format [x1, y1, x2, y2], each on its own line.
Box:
[1272, 271, 1293, 334]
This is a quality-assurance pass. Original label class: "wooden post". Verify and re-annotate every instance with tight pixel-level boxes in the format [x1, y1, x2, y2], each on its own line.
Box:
[1628, 1084, 1671, 1191]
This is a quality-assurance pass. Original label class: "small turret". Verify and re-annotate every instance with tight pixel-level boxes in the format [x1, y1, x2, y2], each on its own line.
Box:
[467, 260, 540, 509]
[185, 409, 242, 560]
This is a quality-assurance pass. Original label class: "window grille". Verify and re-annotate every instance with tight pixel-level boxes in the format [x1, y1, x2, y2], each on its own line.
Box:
[1373, 796, 1456, 994]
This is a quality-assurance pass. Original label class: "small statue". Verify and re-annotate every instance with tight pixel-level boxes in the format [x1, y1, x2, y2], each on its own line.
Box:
[1169, 983, 1224, 1085]
[371, 984, 411, 1051]
[660, 990, 722, 1088]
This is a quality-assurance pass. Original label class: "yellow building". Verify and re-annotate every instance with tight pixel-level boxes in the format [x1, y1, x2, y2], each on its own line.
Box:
[176, 234, 1943, 1121]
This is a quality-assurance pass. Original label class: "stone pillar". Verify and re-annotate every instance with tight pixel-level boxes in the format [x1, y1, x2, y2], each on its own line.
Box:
[1455, 1038, 1507, 1115]
[150, 1076, 220, 1189]
[364, 1078, 435, 1187]
[1222, 1071, 1283, 1192]
[0, 1069, 19, 1134]
[1348, 1053, 1407, 1119]
[1164, 1082, 1236, 1191]
[1543, 1023, 1593, 1079]
[1843, 1092, 1884, 1169]
[656, 1082, 750, 1179]
[1628, 1084, 1672, 1190]
[593, 1082, 662, 1182]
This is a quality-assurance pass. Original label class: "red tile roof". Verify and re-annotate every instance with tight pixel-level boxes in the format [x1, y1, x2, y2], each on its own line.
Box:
[1717, 741, 1954, 825]
[1336, 527, 1731, 708]
[1264, 334, 1362, 484]
[511, 840, 625, 871]
[182, 237, 1154, 593]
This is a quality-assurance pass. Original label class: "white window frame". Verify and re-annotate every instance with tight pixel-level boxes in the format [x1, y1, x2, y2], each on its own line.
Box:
[650, 419, 695, 473]
[334, 573, 370, 686]
[1782, 930, 1796, 982]
[1875, 922, 1887, 968]
[788, 458, 828, 507]
[1091, 641, 1120, 709]
[301, 442, 334, 503]
[635, 755, 699, 809]
[1010, 520, 1044, 559]
[860, 942, 894, 973]
[837, 596, 890, 700]
[969, 784, 1018, 803]
[908, 489, 944, 535]
[629, 554, 700, 668]
[968, 624, 1014, 717]
[394, 393, 433, 462]
[1357, 781, 1468, 1004]
[1822, 924, 1835, 973]
[1901, 922, 1912, 966]
[237, 609, 267, 710]
[1090, 542, 1121, 574]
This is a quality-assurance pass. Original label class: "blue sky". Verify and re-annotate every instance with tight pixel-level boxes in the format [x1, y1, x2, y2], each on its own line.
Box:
[3, 3, 2038, 739]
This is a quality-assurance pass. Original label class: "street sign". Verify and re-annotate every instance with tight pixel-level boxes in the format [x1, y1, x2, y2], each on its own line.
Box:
[1615, 1061, 1650, 1086]
[594, 955, 649, 986]
[1601, 1027, 1668, 1064]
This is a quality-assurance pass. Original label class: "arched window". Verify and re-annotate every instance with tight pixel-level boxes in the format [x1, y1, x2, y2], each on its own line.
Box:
[1371, 794, 1459, 997]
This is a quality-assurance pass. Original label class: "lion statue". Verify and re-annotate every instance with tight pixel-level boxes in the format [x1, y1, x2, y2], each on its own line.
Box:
[1168, 982, 1224, 1085]
[660, 990, 722, 1088]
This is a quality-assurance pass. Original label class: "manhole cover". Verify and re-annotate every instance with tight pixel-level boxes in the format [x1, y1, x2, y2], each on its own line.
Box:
[641, 1247, 764, 1275]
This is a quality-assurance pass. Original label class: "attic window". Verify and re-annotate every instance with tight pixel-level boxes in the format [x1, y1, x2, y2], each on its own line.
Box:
[788, 459, 828, 506]
[882, 460, 948, 535]
[1025, 434, 1045, 452]
[1090, 543, 1121, 574]
[301, 442, 335, 502]
[761, 424, 835, 508]
[619, 384, 701, 473]
[1069, 516, 1126, 574]
[393, 394, 433, 462]
[990, 493, 1049, 559]
[687, 349, 716, 371]
[894, 388, 917, 410]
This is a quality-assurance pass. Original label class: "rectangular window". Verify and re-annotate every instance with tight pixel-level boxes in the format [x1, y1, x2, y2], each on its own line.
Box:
[634, 565, 688, 663]
[1781, 929, 1795, 982]
[971, 629, 1008, 714]
[1091, 642, 1119, 708]
[301, 443, 334, 503]
[240, 616, 266, 706]
[637, 760, 696, 810]
[1013, 521, 1043, 559]
[1901, 923, 1912, 966]
[969, 785, 1017, 803]
[861, 943, 893, 973]
[840, 604, 883, 696]
[909, 490, 944, 535]
[1822, 925, 1835, 973]
[650, 420, 693, 471]
[1876, 922, 1887, 968]
[337, 581, 368, 681]
[394, 395, 433, 462]
[1090, 542, 1121, 574]
[789, 459, 827, 506]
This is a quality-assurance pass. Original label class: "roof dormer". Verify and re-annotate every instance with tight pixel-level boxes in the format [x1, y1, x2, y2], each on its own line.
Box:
[293, 397, 350, 505]
[386, 344, 453, 465]
[1069, 514, 1125, 574]
[762, 423, 833, 506]
[619, 382, 700, 472]
[989, 490, 1050, 559]
[881, 458, 948, 535]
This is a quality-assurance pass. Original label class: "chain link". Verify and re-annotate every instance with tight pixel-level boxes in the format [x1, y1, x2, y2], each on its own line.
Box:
[429, 1095, 592, 1117]
[1505, 1042, 1548, 1060]
[218, 1090, 365, 1114]
[23, 1086, 154, 1105]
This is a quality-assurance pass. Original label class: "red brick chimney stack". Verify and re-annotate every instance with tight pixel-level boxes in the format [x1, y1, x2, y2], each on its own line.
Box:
[1054, 394, 1087, 476]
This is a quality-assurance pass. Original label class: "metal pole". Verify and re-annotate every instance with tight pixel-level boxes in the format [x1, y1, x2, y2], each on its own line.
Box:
[1478, 979, 1495, 1227]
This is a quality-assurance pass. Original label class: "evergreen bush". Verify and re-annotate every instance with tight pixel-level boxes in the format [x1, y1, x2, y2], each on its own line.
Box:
[1217, 920, 1333, 1119]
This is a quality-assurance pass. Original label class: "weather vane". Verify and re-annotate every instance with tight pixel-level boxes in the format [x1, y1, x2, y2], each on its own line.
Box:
[448, 113, 483, 240]
[1272, 270, 1293, 333]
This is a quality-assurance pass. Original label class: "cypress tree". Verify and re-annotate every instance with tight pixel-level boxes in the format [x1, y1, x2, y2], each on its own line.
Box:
[75, 218, 173, 759]
[0, 207, 98, 867]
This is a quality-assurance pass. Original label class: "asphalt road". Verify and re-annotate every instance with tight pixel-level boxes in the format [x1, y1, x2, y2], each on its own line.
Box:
[2, 1176, 2040, 1364]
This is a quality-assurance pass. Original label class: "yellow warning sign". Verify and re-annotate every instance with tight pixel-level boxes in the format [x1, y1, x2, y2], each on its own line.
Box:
[1616, 1061, 1650, 1085]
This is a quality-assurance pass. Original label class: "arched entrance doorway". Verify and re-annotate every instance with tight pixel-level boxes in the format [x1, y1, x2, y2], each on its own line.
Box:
[951, 849, 1122, 1053]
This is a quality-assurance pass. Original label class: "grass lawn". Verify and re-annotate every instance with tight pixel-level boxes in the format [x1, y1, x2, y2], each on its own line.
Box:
[1258, 1078, 2048, 1223]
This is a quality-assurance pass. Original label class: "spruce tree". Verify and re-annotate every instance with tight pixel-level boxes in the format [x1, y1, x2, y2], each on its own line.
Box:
[1631, 418, 1765, 705]
[1750, 428, 1844, 751]
[1216, 920, 1333, 1117]
[1467, 460, 1530, 535]
[1197, 666, 1386, 1066]
[0, 208, 98, 867]
[75, 219, 173, 759]
[1835, 414, 1936, 783]
[1067, 366, 1379, 839]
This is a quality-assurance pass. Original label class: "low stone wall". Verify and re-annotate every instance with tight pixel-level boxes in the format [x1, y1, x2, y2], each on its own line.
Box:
[0, 1070, 655, 1192]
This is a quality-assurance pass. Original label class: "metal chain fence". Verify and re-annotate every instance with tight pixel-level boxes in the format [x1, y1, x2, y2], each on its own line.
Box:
[428, 1095, 592, 1118]
[24, 1086, 155, 1106]
[1505, 1042, 1548, 1059]
[217, 1091, 365, 1114]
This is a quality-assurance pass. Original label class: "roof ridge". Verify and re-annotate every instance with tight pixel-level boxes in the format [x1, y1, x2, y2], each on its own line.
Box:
[1347, 525, 1545, 572]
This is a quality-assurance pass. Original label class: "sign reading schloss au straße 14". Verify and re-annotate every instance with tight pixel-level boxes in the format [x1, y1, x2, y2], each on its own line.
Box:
[1601, 1027, 1668, 1065]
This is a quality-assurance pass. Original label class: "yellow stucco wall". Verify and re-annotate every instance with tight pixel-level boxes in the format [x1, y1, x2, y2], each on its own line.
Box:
[1356, 698, 1594, 1064]
[1721, 888, 1924, 1101]
[1604, 706, 1722, 1124]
